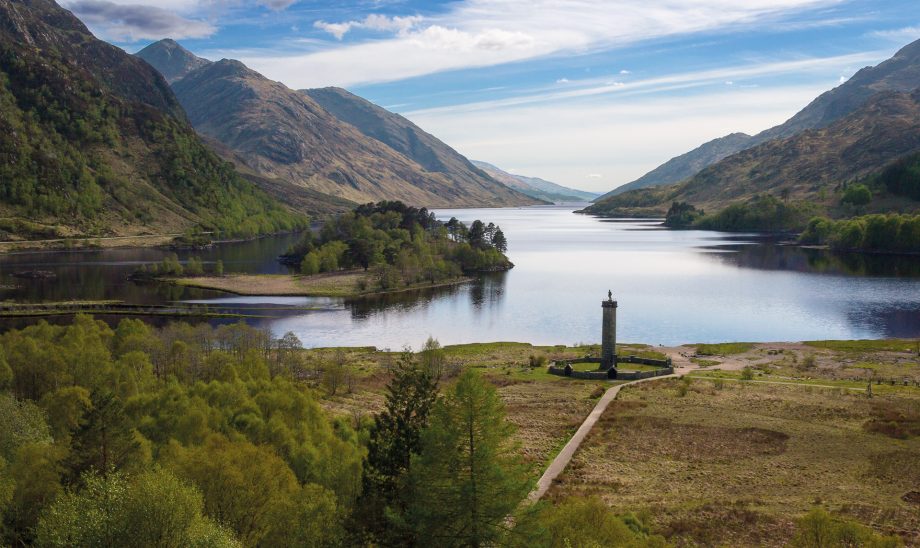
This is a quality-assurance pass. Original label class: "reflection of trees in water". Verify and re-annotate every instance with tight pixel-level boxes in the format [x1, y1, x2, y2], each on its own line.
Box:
[847, 306, 920, 338]
[347, 273, 508, 321]
[711, 244, 920, 277]
[469, 272, 506, 310]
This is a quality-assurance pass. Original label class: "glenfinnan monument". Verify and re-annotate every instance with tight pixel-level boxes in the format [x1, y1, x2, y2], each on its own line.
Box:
[601, 290, 617, 370]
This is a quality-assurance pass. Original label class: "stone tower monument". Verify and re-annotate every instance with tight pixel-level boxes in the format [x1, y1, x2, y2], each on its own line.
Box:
[601, 290, 617, 370]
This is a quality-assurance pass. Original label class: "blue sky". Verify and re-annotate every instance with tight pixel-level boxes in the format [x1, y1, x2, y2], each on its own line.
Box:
[67, 0, 920, 192]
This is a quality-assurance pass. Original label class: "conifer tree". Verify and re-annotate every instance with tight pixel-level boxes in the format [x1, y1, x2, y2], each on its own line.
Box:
[406, 369, 531, 547]
[357, 351, 438, 545]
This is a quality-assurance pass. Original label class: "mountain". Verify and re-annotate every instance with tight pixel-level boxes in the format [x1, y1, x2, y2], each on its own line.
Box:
[136, 38, 210, 84]
[597, 133, 751, 199]
[137, 41, 539, 208]
[598, 38, 920, 198]
[470, 161, 598, 203]
[585, 89, 920, 218]
[0, 0, 301, 240]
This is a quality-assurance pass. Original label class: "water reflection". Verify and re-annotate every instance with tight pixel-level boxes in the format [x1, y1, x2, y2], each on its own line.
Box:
[711, 244, 920, 277]
[1, 208, 920, 347]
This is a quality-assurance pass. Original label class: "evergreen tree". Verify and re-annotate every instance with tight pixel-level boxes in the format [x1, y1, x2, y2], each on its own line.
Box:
[357, 352, 438, 545]
[406, 369, 531, 547]
[67, 391, 143, 480]
[492, 228, 508, 253]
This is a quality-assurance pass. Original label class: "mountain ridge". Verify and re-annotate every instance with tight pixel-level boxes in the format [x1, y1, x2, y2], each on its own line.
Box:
[470, 161, 598, 203]
[584, 88, 920, 219]
[137, 40, 540, 208]
[598, 38, 920, 198]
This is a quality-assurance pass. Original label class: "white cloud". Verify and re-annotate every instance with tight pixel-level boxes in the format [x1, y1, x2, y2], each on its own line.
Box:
[725, 80, 734, 85]
[556, 78, 570, 83]
[867, 25, 920, 42]
[406, 84, 834, 192]
[241, 0, 843, 88]
[315, 14, 423, 40]
[586, 173, 603, 178]
[619, 69, 631, 74]
[403, 51, 881, 117]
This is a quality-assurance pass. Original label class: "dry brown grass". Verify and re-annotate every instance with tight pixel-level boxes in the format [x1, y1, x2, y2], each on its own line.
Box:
[548, 377, 920, 546]
[173, 272, 367, 297]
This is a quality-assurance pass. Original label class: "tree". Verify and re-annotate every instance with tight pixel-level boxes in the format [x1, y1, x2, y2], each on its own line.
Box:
[214, 259, 224, 277]
[406, 369, 531, 547]
[491, 228, 508, 253]
[842, 184, 872, 206]
[34, 469, 238, 548]
[468, 220, 486, 249]
[420, 336, 446, 379]
[164, 436, 302, 546]
[356, 351, 438, 544]
[67, 391, 146, 479]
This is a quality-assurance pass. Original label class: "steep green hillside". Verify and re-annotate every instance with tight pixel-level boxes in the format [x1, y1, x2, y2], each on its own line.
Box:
[0, 0, 304, 240]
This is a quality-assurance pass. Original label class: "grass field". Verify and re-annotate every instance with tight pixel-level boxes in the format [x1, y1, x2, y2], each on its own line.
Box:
[695, 342, 756, 355]
[547, 377, 920, 546]
[305, 342, 613, 478]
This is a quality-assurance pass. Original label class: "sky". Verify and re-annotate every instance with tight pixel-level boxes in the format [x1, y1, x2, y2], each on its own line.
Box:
[64, 0, 920, 193]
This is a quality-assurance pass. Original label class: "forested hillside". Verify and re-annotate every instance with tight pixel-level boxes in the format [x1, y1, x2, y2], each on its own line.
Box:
[0, 0, 304, 240]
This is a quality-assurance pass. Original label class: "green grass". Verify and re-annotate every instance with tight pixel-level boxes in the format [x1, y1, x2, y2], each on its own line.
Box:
[695, 342, 755, 356]
[690, 358, 721, 367]
[804, 339, 920, 353]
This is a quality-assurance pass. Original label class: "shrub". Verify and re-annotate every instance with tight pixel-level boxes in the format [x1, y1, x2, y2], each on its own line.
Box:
[740, 367, 755, 381]
[841, 184, 872, 206]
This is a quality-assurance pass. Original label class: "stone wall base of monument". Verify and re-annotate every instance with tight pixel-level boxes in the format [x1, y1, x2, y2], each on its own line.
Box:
[547, 365, 674, 380]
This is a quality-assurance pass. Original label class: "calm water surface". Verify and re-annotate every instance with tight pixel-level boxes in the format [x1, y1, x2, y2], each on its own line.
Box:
[2, 205, 920, 347]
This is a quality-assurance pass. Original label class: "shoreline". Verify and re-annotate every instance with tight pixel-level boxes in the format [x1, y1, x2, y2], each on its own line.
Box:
[0, 229, 305, 256]
[166, 271, 476, 299]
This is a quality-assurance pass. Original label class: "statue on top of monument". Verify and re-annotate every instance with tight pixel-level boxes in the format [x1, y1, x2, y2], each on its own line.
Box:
[608, 289, 612, 301]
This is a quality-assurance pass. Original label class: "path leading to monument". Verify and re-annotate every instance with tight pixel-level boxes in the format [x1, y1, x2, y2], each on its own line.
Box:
[527, 370, 687, 502]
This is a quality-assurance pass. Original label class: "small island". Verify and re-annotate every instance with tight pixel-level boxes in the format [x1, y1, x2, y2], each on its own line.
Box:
[138, 201, 513, 298]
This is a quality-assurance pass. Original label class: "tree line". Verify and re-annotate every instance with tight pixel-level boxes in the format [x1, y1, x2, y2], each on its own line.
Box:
[664, 195, 813, 232]
[282, 201, 511, 291]
[799, 213, 920, 254]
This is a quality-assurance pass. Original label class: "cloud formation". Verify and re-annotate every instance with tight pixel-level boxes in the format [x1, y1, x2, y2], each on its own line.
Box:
[314, 14, 423, 40]
[243, 0, 841, 88]
[406, 84, 835, 192]
[66, 0, 215, 40]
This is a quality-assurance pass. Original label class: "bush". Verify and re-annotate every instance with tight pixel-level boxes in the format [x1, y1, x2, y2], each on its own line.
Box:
[841, 184, 872, 206]
[791, 508, 899, 547]
[740, 367, 755, 381]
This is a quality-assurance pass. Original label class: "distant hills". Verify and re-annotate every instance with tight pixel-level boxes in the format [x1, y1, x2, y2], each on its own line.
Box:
[597, 133, 752, 200]
[137, 40, 540, 208]
[470, 161, 598, 203]
[599, 38, 920, 200]
[0, 0, 302, 239]
[587, 38, 920, 223]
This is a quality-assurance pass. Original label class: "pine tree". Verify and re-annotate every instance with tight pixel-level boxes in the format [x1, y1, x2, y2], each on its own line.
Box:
[406, 369, 531, 547]
[492, 228, 508, 253]
[66, 391, 142, 480]
[357, 352, 438, 545]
